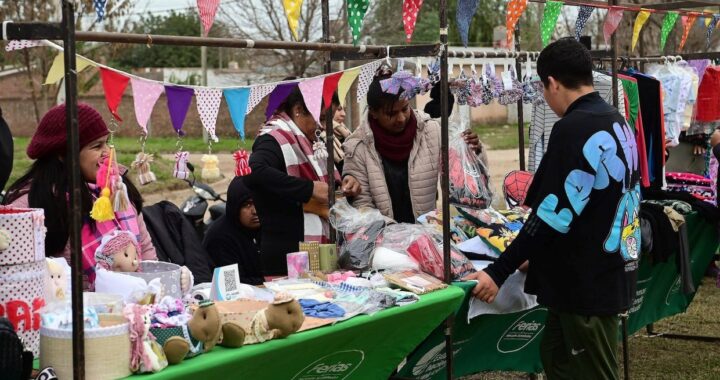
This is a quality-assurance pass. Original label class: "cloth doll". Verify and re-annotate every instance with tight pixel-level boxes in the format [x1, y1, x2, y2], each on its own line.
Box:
[131, 152, 157, 185]
[201, 154, 221, 180]
[124, 304, 168, 373]
[45, 258, 67, 303]
[94, 230, 141, 272]
[244, 294, 305, 345]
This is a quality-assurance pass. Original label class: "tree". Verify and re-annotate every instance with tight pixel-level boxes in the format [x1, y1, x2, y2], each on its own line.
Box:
[219, 0, 347, 77]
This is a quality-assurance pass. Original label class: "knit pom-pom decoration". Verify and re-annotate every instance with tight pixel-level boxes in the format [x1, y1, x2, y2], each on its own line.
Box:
[173, 151, 191, 180]
[233, 150, 252, 177]
[131, 152, 157, 185]
[201, 154, 221, 180]
[113, 180, 130, 212]
[91, 148, 116, 222]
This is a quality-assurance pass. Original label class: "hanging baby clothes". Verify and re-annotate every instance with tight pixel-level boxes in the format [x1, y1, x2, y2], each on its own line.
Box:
[688, 66, 720, 137]
[619, 74, 651, 188]
[646, 62, 694, 147]
[528, 71, 626, 172]
[687, 59, 710, 81]
[629, 72, 666, 189]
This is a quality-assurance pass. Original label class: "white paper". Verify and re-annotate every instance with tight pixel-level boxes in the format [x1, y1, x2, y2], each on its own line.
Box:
[466, 260, 538, 320]
[457, 237, 499, 258]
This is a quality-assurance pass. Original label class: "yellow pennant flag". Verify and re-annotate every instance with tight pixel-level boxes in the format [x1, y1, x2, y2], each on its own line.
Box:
[44, 53, 95, 85]
[705, 10, 713, 27]
[631, 10, 651, 52]
[283, 0, 304, 41]
[337, 68, 361, 107]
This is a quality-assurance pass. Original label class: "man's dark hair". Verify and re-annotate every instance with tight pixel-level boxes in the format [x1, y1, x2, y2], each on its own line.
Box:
[537, 37, 593, 89]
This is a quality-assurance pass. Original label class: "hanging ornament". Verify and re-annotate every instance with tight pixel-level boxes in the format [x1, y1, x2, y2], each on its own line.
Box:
[224, 88, 251, 140]
[680, 13, 699, 51]
[283, 0, 304, 41]
[706, 14, 720, 50]
[90, 148, 116, 222]
[574, 6, 595, 40]
[347, 0, 370, 45]
[100, 68, 130, 122]
[540, 1, 564, 47]
[165, 85, 194, 137]
[660, 12, 679, 52]
[603, 7, 624, 48]
[131, 152, 157, 185]
[94, 0, 108, 22]
[233, 150, 252, 176]
[201, 154, 221, 180]
[197, 0, 221, 36]
[173, 151, 191, 180]
[403, 0, 424, 43]
[266, 82, 299, 119]
[631, 10, 651, 52]
[505, 0, 528, 48]
[456, 0, 480, 47]
[195, 88, 223, 143]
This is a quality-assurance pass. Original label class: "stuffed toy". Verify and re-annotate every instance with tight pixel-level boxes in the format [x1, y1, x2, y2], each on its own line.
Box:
[150, 301, 245, 365]
[124, 304, 168, 373]
[201, 154, 221, 180]
[131, 152, 157, 185]
[94, 230, 141, 272]
[244, 294, 305, 345]
[45, 258, 67, 303]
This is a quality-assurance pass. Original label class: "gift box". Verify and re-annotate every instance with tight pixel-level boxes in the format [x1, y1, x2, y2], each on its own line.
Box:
[299, 242, 321, 272]
[287, 252, 309, 279]
[0, 207, 46, 266]
[124, 261, 183, 299]
[319, 244, 338, 272]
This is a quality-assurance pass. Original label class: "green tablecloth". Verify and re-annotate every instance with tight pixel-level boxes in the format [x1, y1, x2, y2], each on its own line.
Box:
[400, 212, 719, 379]
[128, 286, 464, 380]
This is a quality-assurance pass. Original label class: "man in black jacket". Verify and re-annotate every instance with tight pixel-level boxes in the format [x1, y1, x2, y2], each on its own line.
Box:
[463, 38, 640, 379]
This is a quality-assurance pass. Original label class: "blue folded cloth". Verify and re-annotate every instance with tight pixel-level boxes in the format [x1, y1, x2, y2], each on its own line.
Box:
[299, 299, 346, 318]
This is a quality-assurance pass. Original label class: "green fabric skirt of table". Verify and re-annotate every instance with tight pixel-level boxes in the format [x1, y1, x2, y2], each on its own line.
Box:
[126, 286, 464, 379]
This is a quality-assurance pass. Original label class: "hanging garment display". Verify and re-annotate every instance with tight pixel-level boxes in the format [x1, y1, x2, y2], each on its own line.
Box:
[619, 74, 651, 188]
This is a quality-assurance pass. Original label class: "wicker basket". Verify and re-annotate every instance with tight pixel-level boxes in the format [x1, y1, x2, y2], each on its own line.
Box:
[40, 314, 130, 380]
[124, 261, 183, 299]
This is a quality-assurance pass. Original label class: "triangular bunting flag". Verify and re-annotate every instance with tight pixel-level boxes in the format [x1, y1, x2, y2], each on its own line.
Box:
[94, 0, 107, 22]
[457, 0, 480, 47]
[575, 6, 595, 40]
[224, 88, 251, 140]
[706, 14, 720, 49]
[603, 7, 624, 47]
[195, 88, 223, 142]
[705, 11, 713, 27]
[506, 0, 528, 47]
[197, 0, 221, 36]
[130, 78, 164, 136]
[283, 0, 304, 41]
[357, 60, 383, 103]
[266, 82, 299, 119]
[298, 77, 324, 124]
[165, 85, 194, 136]
[99, 68, 130, 122]
[680, 13, 698, 51]
[338, 68, 361, 107]
[660, 12, 679, 52]
[540, 1, 564, 47]
[631, 10, 651, 52]
[322, 72, 343, 111]
[403, 0, 424, 43]
[44, 53, 95, 85]
[5, 40, 43, 51]
[247, 84, 276, 114]
[347, 0, 370, 45]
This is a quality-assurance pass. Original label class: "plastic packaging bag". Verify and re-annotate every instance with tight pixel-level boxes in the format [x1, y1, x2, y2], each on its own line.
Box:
[449, 108, 493, 209]
[329, 199, 386, 271]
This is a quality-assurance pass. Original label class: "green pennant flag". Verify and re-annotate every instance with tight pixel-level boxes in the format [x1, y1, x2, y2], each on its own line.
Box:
[660, 11, 679, 52]
[347, 0, 370, 45]
[541, 1, 564, 47]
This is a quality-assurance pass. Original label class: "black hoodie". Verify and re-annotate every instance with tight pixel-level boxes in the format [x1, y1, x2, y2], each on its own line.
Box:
[202, 177, 263, 285]
[0, 107, 13, 192]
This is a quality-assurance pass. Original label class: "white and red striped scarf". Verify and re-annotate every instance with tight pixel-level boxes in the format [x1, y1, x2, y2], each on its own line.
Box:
[260, 114, 340, 242]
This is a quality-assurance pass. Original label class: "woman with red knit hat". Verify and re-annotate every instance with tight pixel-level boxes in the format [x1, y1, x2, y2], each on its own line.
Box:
[3, 103, 159, 289]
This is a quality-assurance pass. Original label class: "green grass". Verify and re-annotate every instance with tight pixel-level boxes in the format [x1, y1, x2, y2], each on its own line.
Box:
[473, 123, 530, 151]
[6, 136, 251, 193]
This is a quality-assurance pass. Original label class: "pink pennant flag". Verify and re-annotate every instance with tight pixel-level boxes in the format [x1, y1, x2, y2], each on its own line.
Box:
[130, 78, 164, 136]
[197, 0, 221, 36]
[195, 88, 223, 142]
[603, 7, 624, 47]
[403, 0, 424, 43]
[5, 40, 43, 51]
[298, 77, 325, 124]
[247, 84, 277, 114]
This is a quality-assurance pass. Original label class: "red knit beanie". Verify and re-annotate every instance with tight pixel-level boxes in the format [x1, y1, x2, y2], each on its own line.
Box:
[26, 103, 109, 159]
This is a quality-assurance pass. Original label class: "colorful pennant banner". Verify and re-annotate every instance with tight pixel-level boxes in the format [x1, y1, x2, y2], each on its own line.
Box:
[660, 12, 679, 52]
[347, 0, 370, 45]
[165, 85, 194, 136]
[631, 10, 651, 52]
[197, 0, 221, 36]
[680, 13, 698, 51]
[266, 82, 299, 119]
[706, 14, 720, 49]
[298, 77, 325, 124]
[130, 78, 164, 136]
[403, 0, 424, 43]
[100, 68, 130, 122]
[540, 1, 564, 47]
[575, 6, 595, 40]
[457, 0, 480, 47]
[322, 72, 343, 111]
[44, 53, 95, 85]
[224, 88, 251, 140]
[94, 0, 107, 22]
[283, 0, 304, 41]
[603, 7, 624, 47]
[195, 88, 223, 142]
[5, 40, 43, 51]
[338, 68, 361, 107]
[506, 0, 528, 47]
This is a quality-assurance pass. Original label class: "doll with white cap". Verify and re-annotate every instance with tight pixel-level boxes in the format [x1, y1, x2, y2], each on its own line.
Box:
[95, 230, 141, 272]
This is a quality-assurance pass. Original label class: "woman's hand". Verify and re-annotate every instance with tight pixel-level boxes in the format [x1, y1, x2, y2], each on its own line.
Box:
[312, 181, 329, 204]
[462, 130, 481, 152]
[342, 175, 361, 197]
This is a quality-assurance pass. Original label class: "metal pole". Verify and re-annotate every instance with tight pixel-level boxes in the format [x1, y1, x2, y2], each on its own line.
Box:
[201, 24, 209, 144]
[439, 1, 454, 379]
[321, 0, 336, 243]
[610, 0, 619, 108]
[622, 314, 630, 379]
[514, 23, 526, 171]
[62, 1, 84, 379]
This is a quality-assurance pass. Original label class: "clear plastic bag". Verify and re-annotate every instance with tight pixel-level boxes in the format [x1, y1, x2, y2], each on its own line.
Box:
[448, 108, 493, 209]
[329, 199, 386, 271]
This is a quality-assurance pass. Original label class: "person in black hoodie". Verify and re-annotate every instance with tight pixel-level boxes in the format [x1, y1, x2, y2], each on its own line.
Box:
[0, 106, 13, 193]
[203, 176, 263, 285]
[463, 38, 640, 380]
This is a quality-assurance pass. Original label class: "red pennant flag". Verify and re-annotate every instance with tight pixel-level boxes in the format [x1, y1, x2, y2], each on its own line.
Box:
[322, 72, 343, 111]
[197, 0, 221, 36]
[99, 68, 130, 122]
[403, 0, 424, 43]
[680, 13, 698, 51]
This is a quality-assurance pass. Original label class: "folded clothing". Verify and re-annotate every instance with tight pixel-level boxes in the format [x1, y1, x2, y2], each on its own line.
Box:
[299, 299, 345, 318]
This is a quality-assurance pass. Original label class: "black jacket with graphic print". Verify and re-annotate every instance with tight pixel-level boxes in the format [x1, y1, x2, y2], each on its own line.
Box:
[484, 92, 641, 316]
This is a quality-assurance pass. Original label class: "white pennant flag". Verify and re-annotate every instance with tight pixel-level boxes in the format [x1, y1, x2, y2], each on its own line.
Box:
[195, 88, 223, 142]
[357, 60, 384, 103]
[247, 84, 277, 114]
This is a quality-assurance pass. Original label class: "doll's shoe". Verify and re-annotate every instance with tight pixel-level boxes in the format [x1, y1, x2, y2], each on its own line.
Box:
[163, 336, 190, 364]
[220, 322, 246, 348]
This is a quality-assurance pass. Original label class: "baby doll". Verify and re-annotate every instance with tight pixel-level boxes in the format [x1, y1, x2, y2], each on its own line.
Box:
[45, 258, 68, 303]
[95, 230, 141, 272]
